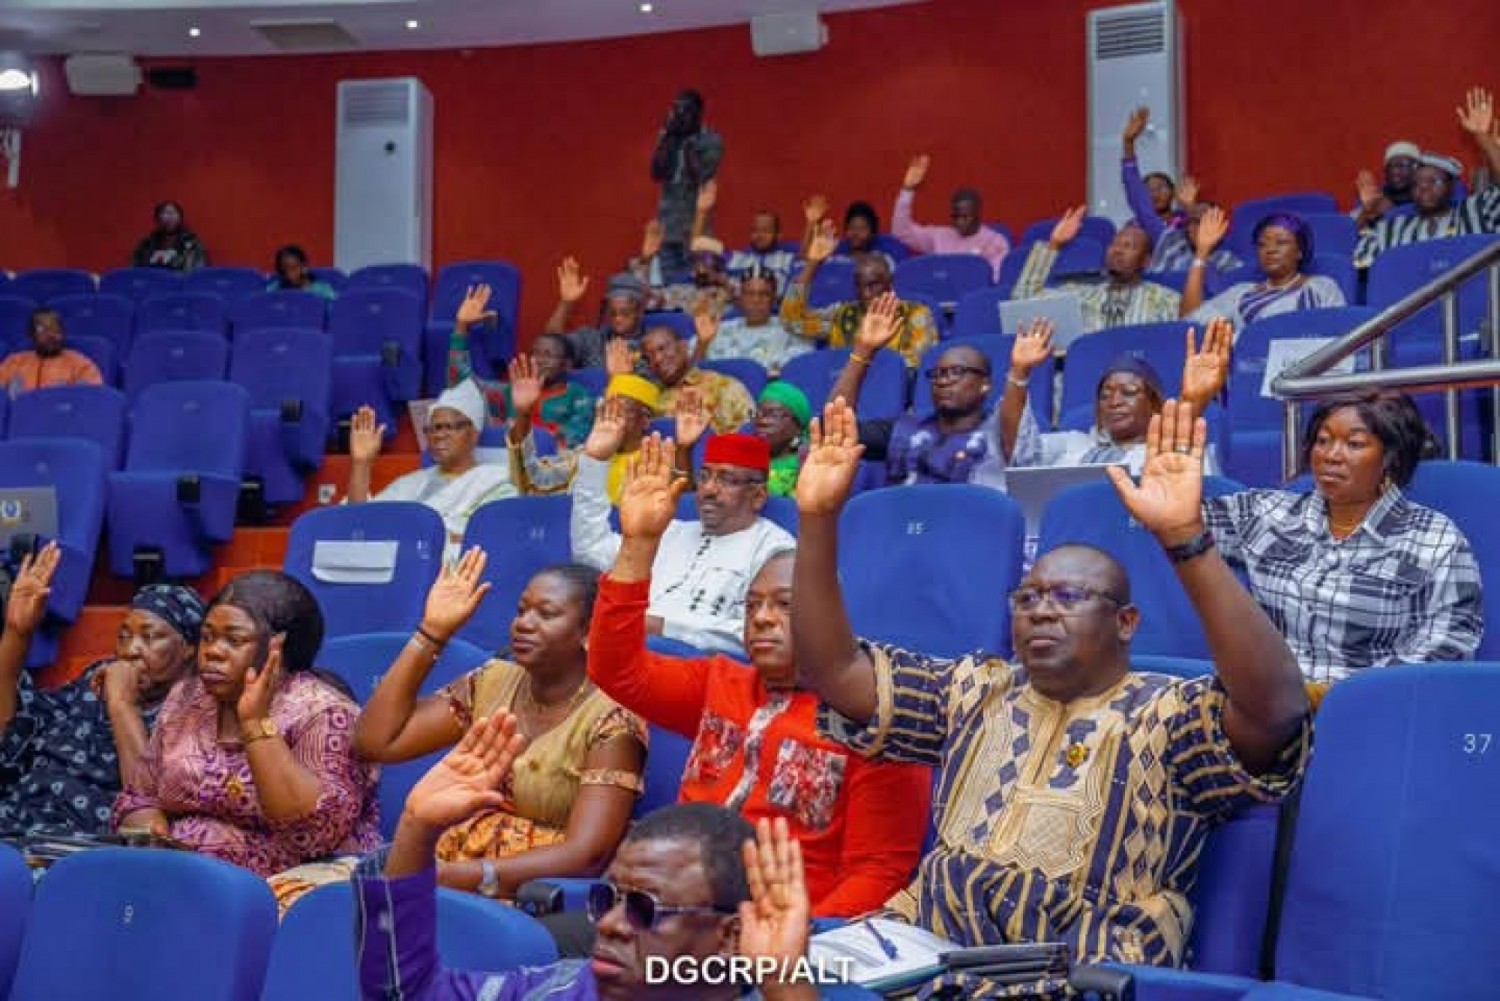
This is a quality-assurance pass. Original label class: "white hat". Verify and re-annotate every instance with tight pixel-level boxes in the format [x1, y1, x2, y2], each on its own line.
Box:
[1418, 152, 1464, 178]
[431, 379, 486, 430]
[1384, 141, 1421, 164]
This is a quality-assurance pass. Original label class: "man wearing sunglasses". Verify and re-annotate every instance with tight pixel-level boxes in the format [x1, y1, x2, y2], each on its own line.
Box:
[356, 712, 822, 1001]
[791, 396, 1311, 995]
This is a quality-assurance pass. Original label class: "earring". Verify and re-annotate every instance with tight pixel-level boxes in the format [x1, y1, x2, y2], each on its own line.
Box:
[1381, 474, 1394, 494]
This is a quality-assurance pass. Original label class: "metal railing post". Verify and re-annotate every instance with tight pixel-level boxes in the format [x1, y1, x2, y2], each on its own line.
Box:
[1282, 400, 1300, 482]
[1489, 263, 1500, 464]
[1442, 290, 1462, 460]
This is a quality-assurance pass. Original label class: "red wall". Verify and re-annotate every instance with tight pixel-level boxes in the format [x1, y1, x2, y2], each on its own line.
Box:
[2, 0, 1497, 340]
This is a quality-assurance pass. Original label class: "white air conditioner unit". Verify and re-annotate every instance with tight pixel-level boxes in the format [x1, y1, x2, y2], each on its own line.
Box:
[334, 77, 433, 272]
[1086, 2, 1184, 224]
[751, 10, 828, 57]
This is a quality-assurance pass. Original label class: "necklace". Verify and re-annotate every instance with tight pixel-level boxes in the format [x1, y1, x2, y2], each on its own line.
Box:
[513, 677, 592, 736]
[1264, 273, 1305, 291]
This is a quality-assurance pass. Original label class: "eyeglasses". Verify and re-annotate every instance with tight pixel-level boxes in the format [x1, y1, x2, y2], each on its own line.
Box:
[1009, 584, 1127, 613]
[698, 468, 765, 489]
[924, 365, 987, 382]
[586, 880, 732, 931]
[424, 420, 471, 436]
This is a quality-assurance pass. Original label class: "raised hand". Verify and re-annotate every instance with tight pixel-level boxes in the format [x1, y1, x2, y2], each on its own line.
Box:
[1009, 318, 1055, 376]
[1107, 399, 1208, 546]
[1181, 318, 1232, 405]
[349, 405, 386, 464]
[641, 220, 665, 261]
[605, 336, 636, 376]
[619, 434, 687, 540]
[796, 397, 865, 516]
[455, 284, 497, 330]
[3, 541, 60, 638]
[508, 354, 544, 415]
[1355, 170, 1382, 209]
[1123, 106, 1149, 144]
[696, 178, 718, 215]
[854, 291, 905, 355]
[738, 817, 811, 972]
[1049, 205, 1087, 249]
[903, 153, 931, 190]
[802, 193, 829, 226]
[556, 257, 590, 305]
[583, 395, 629, 460]
[1457, 87, 1495, 137]
[421, 547, 492, 641]
[805, 218, 839, 264]
[692, 294, 721, 348]
[1177, 175, 1200, 208]
[1192, 205, 1229, 257]
[673, 385, 710, 448]
[236, 634, 284, 723]
[404, 712, 528, 832]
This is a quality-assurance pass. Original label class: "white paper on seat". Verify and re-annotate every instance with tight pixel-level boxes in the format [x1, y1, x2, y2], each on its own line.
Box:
[1260, 338, 1356, 398]
[311, 540, 400, 584]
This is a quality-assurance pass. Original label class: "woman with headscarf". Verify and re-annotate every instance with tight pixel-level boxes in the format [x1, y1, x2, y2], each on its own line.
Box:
[0, 542, 205, 835]
[112, 571, 379, 896]
[1180, 208, 1345, 331]
[131, 200, 208, 272]
[755, 381, 812, 497]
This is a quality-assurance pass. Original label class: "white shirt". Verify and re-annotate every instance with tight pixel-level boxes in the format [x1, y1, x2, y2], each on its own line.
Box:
[372, 462, 516, 560]
[569, 455, 795, 654]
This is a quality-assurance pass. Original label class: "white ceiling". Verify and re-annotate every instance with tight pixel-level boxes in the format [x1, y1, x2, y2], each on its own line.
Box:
[0, 0, 923, 57]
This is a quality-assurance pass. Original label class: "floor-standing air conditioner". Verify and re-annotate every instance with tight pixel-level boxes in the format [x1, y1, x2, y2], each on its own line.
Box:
[334, 77, 433, 272]
[1086, 2, 1184, 224]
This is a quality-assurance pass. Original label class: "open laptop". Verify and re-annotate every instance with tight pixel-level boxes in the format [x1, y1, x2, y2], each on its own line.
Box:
[1005, 462, 1125, 540]
[998, 293, 1087, 352]
[0, 486, 60, 556]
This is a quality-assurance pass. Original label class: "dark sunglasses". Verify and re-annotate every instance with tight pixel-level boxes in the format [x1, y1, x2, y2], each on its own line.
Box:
[586, 880, 733, 931]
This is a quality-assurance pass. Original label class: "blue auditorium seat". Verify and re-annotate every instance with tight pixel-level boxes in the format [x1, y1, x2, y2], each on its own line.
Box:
[1037, 476, 1245, 659]
[700, 356, 769, 398]
[284, 502, 446, 637]
[0, 438, 106, 625]
[806, 259, 856, 308]
[230, 327, 332, 505]
[0, 295, 38, 353]
[183, 266, 265, 301]
[9, 847, 276, 1001]
[328, 287, 424, 430]
[639, 720, 693, 817]
[346, 262, 429, 302]
[1225, 193, 1341, 259]
[893, 253, 994, 308]
[1217, 254, 1359, 305]
[122, 329, 230, 403]
[318, 631, 490, 837]
[780, 348, 907, 421]
[996, 237, 1106, 297]
[105, 380, 249, 578]
[1058, 320, 1193, 430]
[136, 291, 228, 336]
[309, 266, 347, 293]
[951, 285, 1011, 338]
[8, 384, 128, 469]
[1129, 654, 1213, 679]
[838, 484, 1025, 658]
[263, 879, 556, 1001]
[833, 233, 909, 265]
[425, 261, 521, 390]
[65, 334, 118, 385]
[1021, 215, 1118, 248]
[1297, 212, 1359, 259]
[1402, 461, 1500, 659]
[51, 292, 135, 354]
[227, 289, 328, 336]
[0, 843, 28, 999]
[99, 266, 183, 302]
[910, 334, 1054, 427]
[642, 310, 695, 343]
[9, 268, 94, 303]
[456, 495, 574, 652]
[569, 366, 608, 397]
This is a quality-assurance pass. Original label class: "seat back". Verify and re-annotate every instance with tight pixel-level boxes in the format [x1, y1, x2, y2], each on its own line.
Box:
[1275, 664, 1500, 999]
[951, 286, 1011, 338]
[699, 357, 769, 398]
[1021, 215, 1118, 248]
[0, 437, 107, 551]
[806, 260, 856, 308]
[8, 385, 129, 469]
[779, 348, 907, 420]
[123, 329, 230, 402]
[51, 293, 135, 352]
[1037, 477, 1244, 657]
[99, 267, 184, 302]
[10, 269, 94, 304]
[65, 334, 119, 385]
[429, 261, 522, 360]
[228, 290, 329, 336]
[10, 847, 276, 1001]
[309, 266, 347, 293]
[1184, 803, 1280, 976]
[1058, 320, 1193, 429]
[0, 295, 39, 353]
[457, 496, 574, 651]
[124, 380, 249, 475]
[640, 722, 693, 816]
[284, 502, 446, 637]
[136, 292, 228, 336]
[0, 843, 29, 999]
[838, 484, 1025, 657]
[328, 287, 424, 358]
[346, 263, 430, 302]
[230, 328, 332, 415]
[184, 266, 266, 301]
[1229, 307, 1376, 432]
[263, 878, 556, 1001]
[1401, 461, 1500, 658]
[1367, 234, 1500, 343]
[1297, 212, 1359, 259]
[1225, 193, 1341, 258]
[1128, 655, 1213, 679]
[893, 253, 994, 307]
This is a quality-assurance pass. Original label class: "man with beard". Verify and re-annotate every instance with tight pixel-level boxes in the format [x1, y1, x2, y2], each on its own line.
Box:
[0, 308, 102, 394]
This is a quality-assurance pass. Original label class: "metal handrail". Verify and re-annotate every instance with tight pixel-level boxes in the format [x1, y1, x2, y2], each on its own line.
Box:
[1270, 239, 1500, 477]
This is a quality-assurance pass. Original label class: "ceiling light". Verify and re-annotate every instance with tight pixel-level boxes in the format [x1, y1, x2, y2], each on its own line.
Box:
[639, 3, 654, 12]
[0, 53, 37, 95]
[405, 19, 420, 30]
[188, 26, 201, 38]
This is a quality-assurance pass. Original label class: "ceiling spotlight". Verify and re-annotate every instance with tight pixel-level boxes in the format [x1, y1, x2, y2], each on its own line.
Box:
[639, 3, 654, 12]
[0, 53, 38, 95]
[188, 26, 201, 38]
[405, 19, 420, 30]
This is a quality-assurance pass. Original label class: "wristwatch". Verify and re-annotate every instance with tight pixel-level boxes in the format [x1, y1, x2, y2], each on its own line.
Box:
[241, 717, 279, 745]
[477, 859, 501, 898]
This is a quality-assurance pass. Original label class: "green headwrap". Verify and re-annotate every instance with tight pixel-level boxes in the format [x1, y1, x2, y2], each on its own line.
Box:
[758, 380, 811, 428]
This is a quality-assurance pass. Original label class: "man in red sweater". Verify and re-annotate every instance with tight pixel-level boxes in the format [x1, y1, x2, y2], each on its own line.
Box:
[590, 432, 930, 918]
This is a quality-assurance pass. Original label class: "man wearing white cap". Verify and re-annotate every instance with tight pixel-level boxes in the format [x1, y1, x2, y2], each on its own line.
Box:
[344, 379, 515, 558]
[1352, 140, 1421, 228]
[1354, 86, 1500, 268]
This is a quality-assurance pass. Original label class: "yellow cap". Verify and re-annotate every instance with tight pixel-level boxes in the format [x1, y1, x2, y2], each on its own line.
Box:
[606, 373, 661, 414]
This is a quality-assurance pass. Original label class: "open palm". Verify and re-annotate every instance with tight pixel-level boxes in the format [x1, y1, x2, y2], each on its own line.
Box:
[1108, 400, 1207, 541]
[4, 542, 60, 636]
[456, 284, 496, 327]
[674, 386, 710, 448]
[806, 219, 839, 263]
[584, 396, 629, 460]
[619, 434, 686, 539]
[406, 713, 528, 831]
[1180, 318, 1232, 403]
[796, 397, 865, 516]
[738, 818, 810, 969]
[1049, 205, 1087, 247]
[1010, 318, 1055, 375]
[854, 292, 904, 354]
[423, 547, 491, 638]
[349, 406, 386, 463]
[509, 354, 544, 414]
[557, 257, 591, 304]
[1193, 206, 1229, 256]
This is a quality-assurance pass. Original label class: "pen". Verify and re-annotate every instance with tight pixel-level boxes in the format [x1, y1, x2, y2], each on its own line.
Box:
[862, 919, 899, 960]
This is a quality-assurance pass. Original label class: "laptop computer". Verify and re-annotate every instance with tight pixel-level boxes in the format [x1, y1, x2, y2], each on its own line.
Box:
[1005, 462, 1125, 540]
[998, 293, 1088, 352]
[0, 486, 60, 556]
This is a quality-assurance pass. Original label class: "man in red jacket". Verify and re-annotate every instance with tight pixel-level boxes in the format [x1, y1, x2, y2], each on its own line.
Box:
[590, 432, 930, 918]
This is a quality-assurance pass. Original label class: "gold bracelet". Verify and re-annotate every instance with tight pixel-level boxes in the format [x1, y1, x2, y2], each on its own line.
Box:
[241, 717, 279, 745]
[849, 352, 871, 367]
